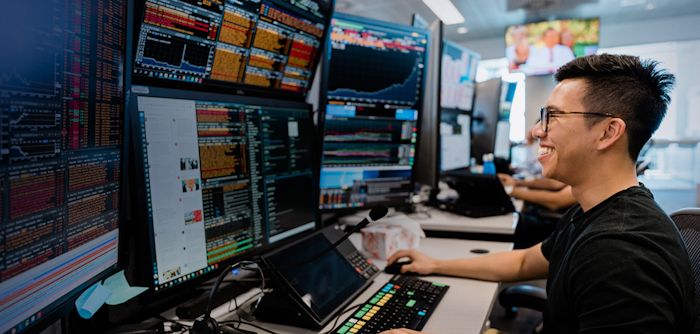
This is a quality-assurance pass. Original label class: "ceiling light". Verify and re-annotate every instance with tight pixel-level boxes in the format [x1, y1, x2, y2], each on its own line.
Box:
[645, 3, 656, 9]
[457, 27, 468, 34]
[422, 0, 465, 25]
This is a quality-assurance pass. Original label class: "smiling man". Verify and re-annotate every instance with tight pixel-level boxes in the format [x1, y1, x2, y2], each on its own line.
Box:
[382, 54, 698, 333]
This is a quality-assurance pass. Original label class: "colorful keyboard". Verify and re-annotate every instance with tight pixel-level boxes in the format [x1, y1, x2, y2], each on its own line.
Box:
[332, 275, 449, 334]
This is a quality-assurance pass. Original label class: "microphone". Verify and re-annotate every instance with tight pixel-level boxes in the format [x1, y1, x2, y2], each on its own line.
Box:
[192, 204, 389, 334]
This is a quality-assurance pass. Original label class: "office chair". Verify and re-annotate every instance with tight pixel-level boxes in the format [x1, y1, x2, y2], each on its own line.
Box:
[499, 207, 700, 334]
[670, 208, 700, 333]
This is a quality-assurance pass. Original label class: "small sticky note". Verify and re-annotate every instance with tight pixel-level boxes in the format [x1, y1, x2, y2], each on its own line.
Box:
[103, 270, 148, 305]
[75, 283, 113, 319]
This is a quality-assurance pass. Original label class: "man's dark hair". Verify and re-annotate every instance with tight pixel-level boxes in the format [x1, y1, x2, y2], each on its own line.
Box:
[554, 54, 675, 161]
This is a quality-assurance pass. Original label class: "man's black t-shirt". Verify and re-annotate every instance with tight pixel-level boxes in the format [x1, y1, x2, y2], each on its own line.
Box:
[540, 185, 698, 333]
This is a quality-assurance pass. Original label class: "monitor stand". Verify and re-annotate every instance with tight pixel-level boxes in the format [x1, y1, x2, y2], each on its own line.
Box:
[253, 287, 321, 329]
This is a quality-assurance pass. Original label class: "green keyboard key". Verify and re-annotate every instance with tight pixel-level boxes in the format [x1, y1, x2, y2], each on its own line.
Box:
[354, 311, 366, 318]
[377, 292, 385, 296]
[431, 282, 446, 287]
[338, 325, 351, 334]
[406, 299, 416, 307]
[407, 291, 414, 296]
[369, 298, 379, 304]
[389, 290, 396, 294]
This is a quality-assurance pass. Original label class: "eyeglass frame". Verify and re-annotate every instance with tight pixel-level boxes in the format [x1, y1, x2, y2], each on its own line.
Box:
[539, 107, 616, 132]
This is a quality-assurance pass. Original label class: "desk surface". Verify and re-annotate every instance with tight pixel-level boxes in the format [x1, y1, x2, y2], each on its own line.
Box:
[338, 204, 519, 235]
[166, 237, 513, 334]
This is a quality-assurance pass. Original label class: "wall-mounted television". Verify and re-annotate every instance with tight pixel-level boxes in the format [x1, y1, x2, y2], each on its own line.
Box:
[505, 18, 599, 76]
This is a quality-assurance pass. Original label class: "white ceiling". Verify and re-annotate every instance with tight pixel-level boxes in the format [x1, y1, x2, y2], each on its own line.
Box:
[333, 0, 700, 42]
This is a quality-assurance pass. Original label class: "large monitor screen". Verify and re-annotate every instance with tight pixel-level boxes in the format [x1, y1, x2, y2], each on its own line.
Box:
[319, 13, 430, 210]
[440, 39, 479, 112]
[131, 87, 316, 293]
[506, 18, 599, 75]
[0, 0, 127, 332]
[131, 0, 333, 97]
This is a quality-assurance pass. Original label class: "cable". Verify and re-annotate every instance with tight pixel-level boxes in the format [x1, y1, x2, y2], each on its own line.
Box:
[321, 303, 363, 334]
[204, 261, 266, 319]
[154, 314, 191, 333]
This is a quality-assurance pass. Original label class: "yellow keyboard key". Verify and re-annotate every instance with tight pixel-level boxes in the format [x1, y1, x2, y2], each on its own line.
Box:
[349, 329, 358, 333]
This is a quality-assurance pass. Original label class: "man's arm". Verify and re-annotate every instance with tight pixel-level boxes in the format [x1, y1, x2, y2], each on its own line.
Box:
[387, 243, 549, 282]
[511, 185, 576, 211]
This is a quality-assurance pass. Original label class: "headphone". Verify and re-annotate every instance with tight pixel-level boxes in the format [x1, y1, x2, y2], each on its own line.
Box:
[191, 261, 264, 334]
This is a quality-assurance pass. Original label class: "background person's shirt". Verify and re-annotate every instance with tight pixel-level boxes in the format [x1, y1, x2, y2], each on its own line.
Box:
[541, 185, 698, 333]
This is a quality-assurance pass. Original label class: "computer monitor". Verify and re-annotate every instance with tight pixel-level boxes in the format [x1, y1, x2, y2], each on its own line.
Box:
[471, 78, 502, 164]
[440, 112, 471, 171]
[0, 0, 129, 332]
[318, 13, 430, 211]
[440, 40, 480, 113]
[494, 121, 511, 161]
[499, 81, 517, 119]
[130, 0, 335, 99]
[129, 86, 318, 297]
[411, 13, 429, 29]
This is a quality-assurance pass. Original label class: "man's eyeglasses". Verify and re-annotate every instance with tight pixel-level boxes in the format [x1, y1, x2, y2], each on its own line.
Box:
[539, 107, 615, 132]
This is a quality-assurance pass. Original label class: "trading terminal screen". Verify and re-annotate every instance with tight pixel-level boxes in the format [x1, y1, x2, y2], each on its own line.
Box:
[440, 112, 471, 171]
[132, 87, 316, 292]
[0, 0, 126, 333]
[319, 14, 429, 210]
[131, 0, 332, 95]
[440, 39, 479, 113]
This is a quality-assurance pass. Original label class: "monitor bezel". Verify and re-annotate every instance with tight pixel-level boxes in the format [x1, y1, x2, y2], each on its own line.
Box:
[129, 0, 337, 102]
[127, 85, 320, 303]
[316, 12, 432, 214]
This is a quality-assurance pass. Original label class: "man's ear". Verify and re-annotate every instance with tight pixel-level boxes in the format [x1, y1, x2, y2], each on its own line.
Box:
[597, 118, 626, 151]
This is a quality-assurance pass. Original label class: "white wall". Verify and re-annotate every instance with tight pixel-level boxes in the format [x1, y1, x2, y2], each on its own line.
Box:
[524, 75, 557, 129]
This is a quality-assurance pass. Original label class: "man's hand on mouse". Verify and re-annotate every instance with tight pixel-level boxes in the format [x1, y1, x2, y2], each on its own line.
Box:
[387, 250, 438, 275]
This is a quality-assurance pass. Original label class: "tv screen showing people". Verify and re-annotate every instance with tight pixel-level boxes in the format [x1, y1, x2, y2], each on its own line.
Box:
[506, 18, 599, 75]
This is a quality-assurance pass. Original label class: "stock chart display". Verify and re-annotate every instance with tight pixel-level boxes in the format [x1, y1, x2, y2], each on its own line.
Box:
[134, 91, 315, 292]
[0, 0, 126, 333]
[326, 16, 428, 106]
[319, 15, 428, 211]
[133, 0, 332, 94]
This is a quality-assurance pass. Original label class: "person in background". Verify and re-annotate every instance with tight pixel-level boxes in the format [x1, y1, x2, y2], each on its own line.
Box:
[509, 36, 532, 71]
[515, 124, 543, 177]
[498, 172, 577, 248]
[529, 28, 575, 70]
[380, 54, 697, 334]
[560, 29, 575, 52]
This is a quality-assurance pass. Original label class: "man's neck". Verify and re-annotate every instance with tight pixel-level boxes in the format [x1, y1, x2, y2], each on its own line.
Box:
[570, 162, 639, 212]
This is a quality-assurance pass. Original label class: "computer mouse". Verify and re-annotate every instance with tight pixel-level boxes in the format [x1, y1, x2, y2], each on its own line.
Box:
[384, 261, 412, 275]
